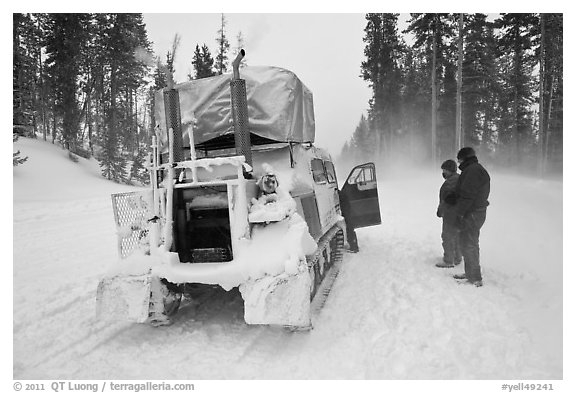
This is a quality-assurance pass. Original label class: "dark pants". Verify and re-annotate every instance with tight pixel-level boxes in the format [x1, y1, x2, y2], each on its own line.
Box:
[346, 220, 358, 252]
[442, 218, 462, 264]
[460, 210, 486, 282]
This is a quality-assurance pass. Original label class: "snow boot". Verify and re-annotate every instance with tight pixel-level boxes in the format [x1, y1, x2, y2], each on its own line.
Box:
[345, 245, 359, 253]
[435, 261, 455, 268]
[453, 273, 467, 280]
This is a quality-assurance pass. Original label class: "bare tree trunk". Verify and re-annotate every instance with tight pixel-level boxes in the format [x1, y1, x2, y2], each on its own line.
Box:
[37, 19, 47, 141]
[513, 36, 522, 166]
[135, 88, 139, 152]
[431, 19, 438, 165]
[456, 13, 463, 152]
[32, 110, 38, 137]
[538, 14, 546, 177]
[51, 108, 57, 144]
[544, 75, 556, 175]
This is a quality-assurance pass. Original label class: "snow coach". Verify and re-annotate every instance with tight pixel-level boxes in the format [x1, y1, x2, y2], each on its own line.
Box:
[96, 50, 381, 329]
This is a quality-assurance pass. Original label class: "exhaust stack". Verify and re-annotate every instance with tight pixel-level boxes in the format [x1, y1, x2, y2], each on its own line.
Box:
[163, 88, 184, 163]
[230, 49, 252, 167]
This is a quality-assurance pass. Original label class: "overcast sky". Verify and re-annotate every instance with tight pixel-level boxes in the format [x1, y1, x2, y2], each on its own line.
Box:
[143, 13, 412, 156]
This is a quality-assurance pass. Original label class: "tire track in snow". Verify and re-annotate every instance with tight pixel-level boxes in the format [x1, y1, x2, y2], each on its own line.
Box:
[18, 288, 138, 378]
[14, 195, 131, 378]
[28, 319, 134, 371]
[173, 289, 287, 378]
[13, 291, 94, 334]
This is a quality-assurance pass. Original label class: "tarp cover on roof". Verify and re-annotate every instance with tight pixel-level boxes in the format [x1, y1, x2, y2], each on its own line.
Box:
[154, 66, 315, 147]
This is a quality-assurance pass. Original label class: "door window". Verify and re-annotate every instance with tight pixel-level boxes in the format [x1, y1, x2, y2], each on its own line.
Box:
[324, 161, 337, 184]
[311, 159, 327, 184]
[347, 165, 375, 185]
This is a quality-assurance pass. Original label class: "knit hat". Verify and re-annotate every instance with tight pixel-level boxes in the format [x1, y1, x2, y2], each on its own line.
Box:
[441, 159, 457, 173]
[457, 147, 476, 160]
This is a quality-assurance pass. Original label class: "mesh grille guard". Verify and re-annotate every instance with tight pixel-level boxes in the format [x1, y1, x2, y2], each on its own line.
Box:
[111, 190, 160, 259]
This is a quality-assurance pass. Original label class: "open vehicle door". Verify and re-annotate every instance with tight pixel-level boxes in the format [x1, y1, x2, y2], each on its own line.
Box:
[340, 163, 381, 229]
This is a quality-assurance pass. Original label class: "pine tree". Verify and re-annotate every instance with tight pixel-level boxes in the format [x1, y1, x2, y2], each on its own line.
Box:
[13, 13, 31, 135]
[201, 44, 216, 76]
[191, 44, 216, 79]
[44, 13, 90, 151]
[13, 12, 155, 181]
[349, 114, 376, 161]
[99, 126, 127, 183]
[13, 134, 29, 167]
[189, 45, 202, 80]
[405, 13, 455, 163]
[493, 13, 539, 167]
[461, 14, 500, 155]
[215, 14, 230, 75]
[76, 13, 106, 155]
[400, 49, 427, 159]
[129, 147, 150, 185]
[153, 60, 168, 89]
[96, 13, 152, 183]
[537, 13, 563, 173]
[360, 13, 404, 162]
[13, 14, 48, 139]
[437, 15, 458, 160]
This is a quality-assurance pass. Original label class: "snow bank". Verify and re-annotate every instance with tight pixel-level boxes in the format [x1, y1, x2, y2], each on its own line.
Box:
[13, 138, 565, 381]
[13, 137, 136, 202]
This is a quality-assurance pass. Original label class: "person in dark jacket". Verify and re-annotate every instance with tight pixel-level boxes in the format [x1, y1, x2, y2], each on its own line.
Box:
[435, 159, 462, 268]
[452, 147, 490, 287]
[339, 191, 359, 253]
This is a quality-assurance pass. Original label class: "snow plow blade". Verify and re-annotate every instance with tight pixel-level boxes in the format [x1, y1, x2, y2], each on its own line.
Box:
[96, 272, 152, 323]
[240, 270, 311, 329]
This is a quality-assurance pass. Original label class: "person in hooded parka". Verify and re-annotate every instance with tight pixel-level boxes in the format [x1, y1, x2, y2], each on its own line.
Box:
[436, 159, 462, 268]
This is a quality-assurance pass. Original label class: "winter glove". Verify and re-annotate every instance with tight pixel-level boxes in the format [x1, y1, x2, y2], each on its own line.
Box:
[444, 191, 457, 205]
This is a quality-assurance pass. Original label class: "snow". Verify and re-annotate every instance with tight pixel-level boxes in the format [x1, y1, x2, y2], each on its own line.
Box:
[187, 193, 228, 209]
[248, 187, 297, 223]
[240, 270, 312, 327]
[236, 212, 317, 278]
[193, 156, 245, 169]
[11, 137, 568, 386]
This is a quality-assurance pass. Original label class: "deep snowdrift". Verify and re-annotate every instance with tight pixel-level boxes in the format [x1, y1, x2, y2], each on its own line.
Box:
[12, 137, 564, 381]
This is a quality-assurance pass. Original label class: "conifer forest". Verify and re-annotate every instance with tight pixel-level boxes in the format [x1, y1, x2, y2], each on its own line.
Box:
[13, 13, 563, 183]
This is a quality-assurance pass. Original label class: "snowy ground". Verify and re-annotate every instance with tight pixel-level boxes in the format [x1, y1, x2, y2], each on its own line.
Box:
[12, 138, 564, 382]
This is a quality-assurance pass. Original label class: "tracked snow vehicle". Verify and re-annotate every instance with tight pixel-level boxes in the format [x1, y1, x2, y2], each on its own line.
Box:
[96, 50, 381, 329]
